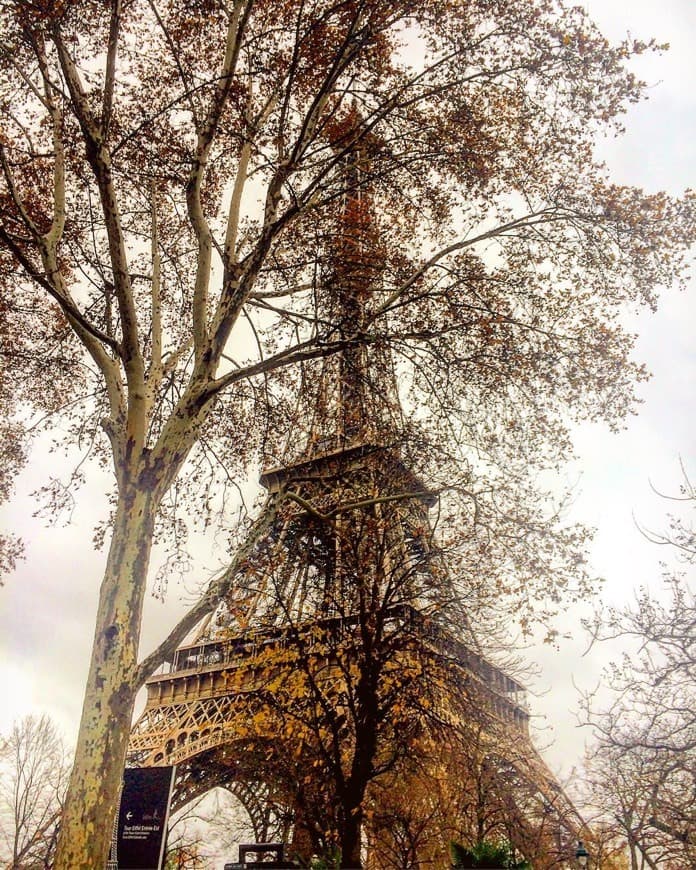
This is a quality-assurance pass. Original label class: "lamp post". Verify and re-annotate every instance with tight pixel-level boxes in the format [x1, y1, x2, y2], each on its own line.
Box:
[575, 840, 589, 868]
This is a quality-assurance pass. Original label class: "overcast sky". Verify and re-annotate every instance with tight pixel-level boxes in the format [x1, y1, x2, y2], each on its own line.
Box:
[1, 0, 694, 793]
[529, 0, 696, 776]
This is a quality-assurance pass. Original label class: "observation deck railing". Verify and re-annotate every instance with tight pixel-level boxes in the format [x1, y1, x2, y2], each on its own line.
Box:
[150, 604, 529, 731]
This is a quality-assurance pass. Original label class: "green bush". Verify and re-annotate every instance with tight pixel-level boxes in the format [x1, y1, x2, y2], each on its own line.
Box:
[450, 840, 531, 869]
[307, 847, 342, 869]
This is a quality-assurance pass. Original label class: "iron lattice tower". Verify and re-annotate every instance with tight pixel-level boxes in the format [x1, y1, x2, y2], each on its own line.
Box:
[129, 132, 583, 867]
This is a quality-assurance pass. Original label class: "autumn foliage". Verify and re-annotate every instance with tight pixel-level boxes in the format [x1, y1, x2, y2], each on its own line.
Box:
[1, 0, 694, 867]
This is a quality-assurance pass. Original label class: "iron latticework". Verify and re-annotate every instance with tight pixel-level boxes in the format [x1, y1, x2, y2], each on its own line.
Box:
[128, 132, 584, 866]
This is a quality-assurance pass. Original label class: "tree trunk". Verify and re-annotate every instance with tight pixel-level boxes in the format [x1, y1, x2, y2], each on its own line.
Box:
[340, 803, 364, 869]
[340, 727, 377, 867]
[338, 652, 382, 869]
[54, 484, 156, 869]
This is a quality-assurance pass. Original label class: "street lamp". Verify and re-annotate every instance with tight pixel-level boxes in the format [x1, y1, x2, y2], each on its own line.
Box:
[575, 840, 589, 868]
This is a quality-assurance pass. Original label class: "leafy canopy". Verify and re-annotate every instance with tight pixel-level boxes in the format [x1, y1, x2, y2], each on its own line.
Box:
[0, 0, 693, 620]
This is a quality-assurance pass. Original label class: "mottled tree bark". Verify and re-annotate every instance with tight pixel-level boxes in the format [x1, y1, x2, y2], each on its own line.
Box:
[55, 486, 155, 869]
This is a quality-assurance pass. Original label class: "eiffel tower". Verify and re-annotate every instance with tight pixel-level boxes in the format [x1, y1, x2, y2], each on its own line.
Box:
[129, 130, 584, 868]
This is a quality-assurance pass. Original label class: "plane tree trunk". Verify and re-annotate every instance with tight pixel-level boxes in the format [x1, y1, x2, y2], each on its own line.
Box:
[54, 479, 157, 869]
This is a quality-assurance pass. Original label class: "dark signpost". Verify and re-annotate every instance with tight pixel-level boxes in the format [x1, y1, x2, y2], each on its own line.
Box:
[108, 766, 175, 870]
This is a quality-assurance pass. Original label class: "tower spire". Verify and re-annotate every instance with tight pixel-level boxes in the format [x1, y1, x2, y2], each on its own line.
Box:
[292, 111, 401, 465]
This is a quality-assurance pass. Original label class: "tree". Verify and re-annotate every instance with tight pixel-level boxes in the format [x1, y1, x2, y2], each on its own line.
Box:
[204, 480, 448, 865]
[0, 312, 26, 578]
[130, 462, 569, 867]
[582, 471, 695, 868]
[163, 786, 274, 869]
[218, 495, 568, 867]
[368, 718, 581, 869]
[0, 1, 694, 866]
[581, 739, 688, 870]
[0, 714, 69, 870]
[163, 796, 209, 870]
